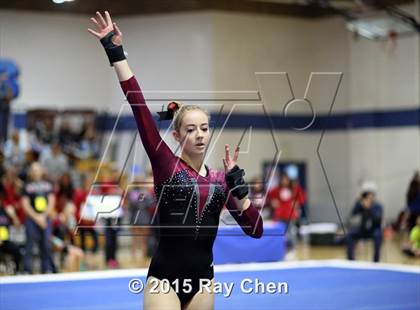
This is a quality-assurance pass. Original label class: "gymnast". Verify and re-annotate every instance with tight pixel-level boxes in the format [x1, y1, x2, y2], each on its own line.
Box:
[88, 11, 263, 310]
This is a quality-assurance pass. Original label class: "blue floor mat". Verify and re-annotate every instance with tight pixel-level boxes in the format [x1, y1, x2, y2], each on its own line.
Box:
[1, 265, 419, 310]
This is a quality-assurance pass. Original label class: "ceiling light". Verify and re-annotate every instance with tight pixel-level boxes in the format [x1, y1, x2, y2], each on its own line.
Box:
[52, 0, 75, 4]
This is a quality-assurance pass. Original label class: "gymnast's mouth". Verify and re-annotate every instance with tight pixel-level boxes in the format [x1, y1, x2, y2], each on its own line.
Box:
[195, 142, 205, 147]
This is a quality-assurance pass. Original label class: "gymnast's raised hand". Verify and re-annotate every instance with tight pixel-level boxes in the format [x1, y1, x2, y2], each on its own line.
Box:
[223, 144, 240, 174]
[87, 11, 133, 81]
[87, 11, 122, 44]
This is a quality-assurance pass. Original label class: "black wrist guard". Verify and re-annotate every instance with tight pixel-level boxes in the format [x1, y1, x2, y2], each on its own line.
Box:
[225, 165, 249, 200]
[100, 31, 126, 66]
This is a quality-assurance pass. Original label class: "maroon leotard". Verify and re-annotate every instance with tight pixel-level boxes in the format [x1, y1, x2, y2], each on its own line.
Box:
[120, 75, 263, 306]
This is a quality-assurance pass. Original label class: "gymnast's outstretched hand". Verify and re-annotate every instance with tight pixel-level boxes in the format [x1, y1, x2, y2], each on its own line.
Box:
[87, 11, 122, 45]
[87, 11, 132, 80]
[223, 144, 240, 173]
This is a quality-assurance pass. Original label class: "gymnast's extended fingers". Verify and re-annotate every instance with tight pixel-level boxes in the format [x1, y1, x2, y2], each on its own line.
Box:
[222, 158, 228, 172]
[96, 11, 107, 28]
[113, 22, 122, 36]
[104, 11, 113, 27]
[90, 17, 101, 31]
[87, 28, 101, 38]
[224, 144, 231, 164]
[233, 145, 240, 163]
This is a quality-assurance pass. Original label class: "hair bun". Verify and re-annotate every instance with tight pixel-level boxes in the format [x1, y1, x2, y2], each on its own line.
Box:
[157, 101, 182, 121]
[167, 101, 181, 112]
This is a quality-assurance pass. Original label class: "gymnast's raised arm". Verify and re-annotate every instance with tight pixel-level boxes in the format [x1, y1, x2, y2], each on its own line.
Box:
[87, 11, 173, 180]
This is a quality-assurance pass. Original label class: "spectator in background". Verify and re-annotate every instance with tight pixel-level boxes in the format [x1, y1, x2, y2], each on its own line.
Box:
[100, 169, 122, 269]
[126, 174, 154, 263]
[35, 118, 56, 146]
[403, 215, 420, 257]
[18, 149, 40, 183]
[1, 166, 24, 225]
[267, 172, 305, 249]
[0, 71, 14, 146]
[74, 123, 99, 160]
[58, 120, 77, 153]
[21, 162, 55, 273]
[55, 173, 75, 217]
[51, 173, 76, 267]
[406, 171, 420, 231]
[50, 189, 84, 272]
[73, 174, 99, 265]
[268, 173, 306, 222]
[40, 141, 69, 182]
[249, 177, 270, 220]
[0, 183, 23, 274]
[346, 185, 383, 262]
[50, 226, 84, 272]
[3, 131, 26, 170]
[0, 151, 5, 177]
[292, 179, 307, 222]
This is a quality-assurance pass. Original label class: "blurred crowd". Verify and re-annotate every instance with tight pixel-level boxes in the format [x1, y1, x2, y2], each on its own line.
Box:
[0, 121, 150, 274]
[249, 169, 420, 263]
[1, 124, 419, 274]
[393, 172, 420, 258]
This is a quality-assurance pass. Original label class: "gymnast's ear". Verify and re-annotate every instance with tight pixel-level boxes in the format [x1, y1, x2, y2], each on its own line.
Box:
[172, 130, 181, 142]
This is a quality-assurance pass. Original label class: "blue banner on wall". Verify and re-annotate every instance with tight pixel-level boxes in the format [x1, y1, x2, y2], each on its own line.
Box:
[0, 58, 20, 99]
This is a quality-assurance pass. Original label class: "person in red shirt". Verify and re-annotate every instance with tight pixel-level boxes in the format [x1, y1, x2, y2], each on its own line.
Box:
[0, 182, 23, 274]
[50, 172, 85, 271]
[268, 172, 305, 249]
[268, 173, 305, 221]
[52, 173, 75, 240]
[2, 166, 24, 224]
[73, 174, 99, 267]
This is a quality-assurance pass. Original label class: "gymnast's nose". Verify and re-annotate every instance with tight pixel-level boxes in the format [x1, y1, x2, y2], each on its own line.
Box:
[197, 128, 205, 138]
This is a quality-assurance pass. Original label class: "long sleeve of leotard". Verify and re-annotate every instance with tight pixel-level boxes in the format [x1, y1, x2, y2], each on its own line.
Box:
[226, 195, 263, 238]
[120, 76, 173, 183]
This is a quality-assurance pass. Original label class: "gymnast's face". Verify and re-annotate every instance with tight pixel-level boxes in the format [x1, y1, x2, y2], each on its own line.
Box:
[173, 109, 210, 157]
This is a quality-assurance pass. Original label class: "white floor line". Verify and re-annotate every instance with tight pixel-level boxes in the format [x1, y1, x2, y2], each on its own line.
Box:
[1, 259, 418, 284]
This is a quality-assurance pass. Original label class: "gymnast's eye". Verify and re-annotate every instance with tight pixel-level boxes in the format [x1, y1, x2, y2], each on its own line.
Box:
[187, 128, 195, 133]
[202, 127, 208, 132]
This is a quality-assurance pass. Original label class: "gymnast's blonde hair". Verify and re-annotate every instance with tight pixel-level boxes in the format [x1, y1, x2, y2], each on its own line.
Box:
[171, 101, 210, 132]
